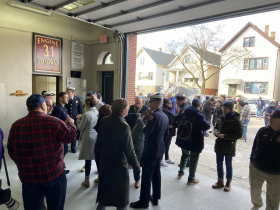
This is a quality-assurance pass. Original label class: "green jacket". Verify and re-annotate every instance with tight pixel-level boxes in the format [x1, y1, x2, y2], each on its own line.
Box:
[214, 112, 243, 157]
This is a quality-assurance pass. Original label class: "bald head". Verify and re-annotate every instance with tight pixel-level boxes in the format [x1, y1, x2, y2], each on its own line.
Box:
[46, 99, 53, 115]
[135, 96, 142, 109]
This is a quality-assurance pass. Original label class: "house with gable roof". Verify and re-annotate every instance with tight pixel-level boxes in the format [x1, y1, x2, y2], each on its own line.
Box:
[135, 47, 175, 96]
[218, 22, 280, 100]
[162, 44, 221, 96]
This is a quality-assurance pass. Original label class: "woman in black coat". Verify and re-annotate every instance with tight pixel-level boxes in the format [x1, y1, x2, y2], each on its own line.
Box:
[212, 100, 223, 126]
[94, 104, 112, 183]
[162, 98, 176, 165]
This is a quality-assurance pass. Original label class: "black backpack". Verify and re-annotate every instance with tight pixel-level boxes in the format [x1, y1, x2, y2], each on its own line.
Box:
[177, 113, 197, 142]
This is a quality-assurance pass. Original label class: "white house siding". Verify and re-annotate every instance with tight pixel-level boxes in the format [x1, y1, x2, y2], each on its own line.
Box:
[156, 65, 165, 87]
[218, 27, 278, 100]
[136, 50, 157, 87]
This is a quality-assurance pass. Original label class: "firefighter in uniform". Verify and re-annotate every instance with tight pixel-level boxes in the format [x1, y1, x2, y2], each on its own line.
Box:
[130, 93, 169, 209]
[65, 87, 82, 153]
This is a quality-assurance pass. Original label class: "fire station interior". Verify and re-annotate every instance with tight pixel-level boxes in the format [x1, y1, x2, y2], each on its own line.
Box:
[1, 0, 280, 209]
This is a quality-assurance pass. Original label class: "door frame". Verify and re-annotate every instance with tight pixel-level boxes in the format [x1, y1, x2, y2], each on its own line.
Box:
[102, 71, 114, 104]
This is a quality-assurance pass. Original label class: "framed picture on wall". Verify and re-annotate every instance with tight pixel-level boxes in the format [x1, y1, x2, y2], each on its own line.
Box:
[33, 33, 63, 75]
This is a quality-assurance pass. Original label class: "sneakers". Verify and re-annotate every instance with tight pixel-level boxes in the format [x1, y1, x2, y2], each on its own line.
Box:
[81, 166, 85, 172]
[177, 173, 183, 179]
[161, 160, 168, 167]
[187, 179, 199, 185]
[212, 179, 224, 189]
[165, 158, 175, 164]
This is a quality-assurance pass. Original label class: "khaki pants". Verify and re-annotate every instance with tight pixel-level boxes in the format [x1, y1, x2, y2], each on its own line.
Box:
[249, 162, 280, 210]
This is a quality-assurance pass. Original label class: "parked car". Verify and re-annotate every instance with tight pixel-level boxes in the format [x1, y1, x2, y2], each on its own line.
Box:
[245, 98, 275, 116]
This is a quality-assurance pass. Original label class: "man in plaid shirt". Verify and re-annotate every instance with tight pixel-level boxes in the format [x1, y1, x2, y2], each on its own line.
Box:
[240, 101, 251, 141]
[8, 94, 77, 210]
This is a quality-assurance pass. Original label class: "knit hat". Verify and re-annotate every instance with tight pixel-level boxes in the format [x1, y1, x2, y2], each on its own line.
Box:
[222, 101, 234, 111]
[206, 96, 210, 100]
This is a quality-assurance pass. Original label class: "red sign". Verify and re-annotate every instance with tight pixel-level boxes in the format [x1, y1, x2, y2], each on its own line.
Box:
[33, 34, 62, 74]
[100, 35, 107, 43]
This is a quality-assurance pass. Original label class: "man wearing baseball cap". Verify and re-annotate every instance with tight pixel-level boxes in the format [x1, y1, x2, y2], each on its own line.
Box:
[87, 91, 103, 110]
[249, 109, 280, 210]
[7, 94, 77, 209]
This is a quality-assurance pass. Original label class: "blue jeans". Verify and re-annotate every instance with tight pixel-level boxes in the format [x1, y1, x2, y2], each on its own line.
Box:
[22, 172, 67, 210]
[256, 107, 262, 119]
[216, 154, 233, 180]
[242, 119, 250, 139]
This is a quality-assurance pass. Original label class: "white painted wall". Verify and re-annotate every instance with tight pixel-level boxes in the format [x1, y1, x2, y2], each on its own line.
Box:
[218, 27, 278, 100]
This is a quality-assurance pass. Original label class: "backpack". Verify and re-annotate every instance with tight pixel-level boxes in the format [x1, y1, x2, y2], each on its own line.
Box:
[177, 113, 197, 142]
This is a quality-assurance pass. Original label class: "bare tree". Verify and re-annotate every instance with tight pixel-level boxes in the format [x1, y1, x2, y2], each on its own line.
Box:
[165, 24, 253, 94]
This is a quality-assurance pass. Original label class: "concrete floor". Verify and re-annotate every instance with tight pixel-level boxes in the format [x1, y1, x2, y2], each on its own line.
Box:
[1, 117, 269, 210]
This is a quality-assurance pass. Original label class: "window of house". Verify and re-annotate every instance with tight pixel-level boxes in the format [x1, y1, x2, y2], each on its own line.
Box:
[102, 53, 114, 64]
[244, 58, 268, 70]
[190, 78, 194, 82]
[195, 78, 199, 83]
[244, 82, 268, 94]
[139, 86, 143, 92]
[139, 72, 153, 80]
[244, 37, 255, 47]
[147, 86, 150, 92]
[184, 55, 191, 63]
[140, 58, 145, 65]
[184, 78, 189, 82]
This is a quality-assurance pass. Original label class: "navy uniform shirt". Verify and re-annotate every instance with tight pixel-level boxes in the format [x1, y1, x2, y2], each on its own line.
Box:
[138, 108, 169, 161]
[65, 95, 82, 121]
[52, 103, 68, 121]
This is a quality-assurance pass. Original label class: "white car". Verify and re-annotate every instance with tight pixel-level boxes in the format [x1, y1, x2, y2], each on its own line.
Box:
[245, 98, 274, 116]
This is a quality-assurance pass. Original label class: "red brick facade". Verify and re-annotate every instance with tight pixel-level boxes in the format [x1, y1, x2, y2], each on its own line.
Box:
[126, 34, 137, 105]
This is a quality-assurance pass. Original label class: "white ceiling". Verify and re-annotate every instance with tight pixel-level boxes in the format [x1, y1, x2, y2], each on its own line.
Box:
[17, 0, 280, 34]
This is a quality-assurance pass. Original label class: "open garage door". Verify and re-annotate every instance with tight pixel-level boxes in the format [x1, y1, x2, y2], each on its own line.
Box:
[9, 0, 280, 34]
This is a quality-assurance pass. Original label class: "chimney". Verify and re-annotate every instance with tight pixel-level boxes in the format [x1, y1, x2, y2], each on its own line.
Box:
[171, 51, 174, 55]
[271, 32, 276, 40]
[265, 25, 269, 35]
[158, 48, 162, 52]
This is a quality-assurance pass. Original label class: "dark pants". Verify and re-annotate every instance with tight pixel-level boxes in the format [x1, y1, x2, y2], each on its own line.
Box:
[85, 160, 92, 176]
[63, 143, 68, 157]
[139, 158, 161, 204]
[178, 149, 200, 181]
[71, 120, 79, 151]
[164, 135, 172, 160]
[133, 149, 143, 182]
[95, 140, 100, 172]
[22, 172, 67, 210]
[216, 154, 233, 180]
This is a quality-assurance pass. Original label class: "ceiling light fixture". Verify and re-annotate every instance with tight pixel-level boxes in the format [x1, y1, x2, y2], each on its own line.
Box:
[8, 1, 52, 16]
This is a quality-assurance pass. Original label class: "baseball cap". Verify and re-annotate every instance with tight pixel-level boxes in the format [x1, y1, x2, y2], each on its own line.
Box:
[26, 94, 48, 108]
[268, 110, 280, 118]
[87, 91, 97, 96]
[97, 93, 102, 99]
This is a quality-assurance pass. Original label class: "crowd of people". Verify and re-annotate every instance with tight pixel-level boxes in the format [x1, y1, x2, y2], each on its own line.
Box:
[0, 90, 280, 210]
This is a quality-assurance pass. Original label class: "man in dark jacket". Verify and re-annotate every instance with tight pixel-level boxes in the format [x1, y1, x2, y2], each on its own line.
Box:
[249, 110, 280, 210]
[130, 94, 169, 209]
[125, 96, 148, 188]
[202, 98, 214, 137]
[174, 94, 190, 127]
[176, 99, 210, 185]
[212, 101, 243, 192]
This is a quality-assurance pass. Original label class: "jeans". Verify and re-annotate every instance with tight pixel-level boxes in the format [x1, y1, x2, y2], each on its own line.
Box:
[216, 154, 233, 180]
[96, 203, 127, 210]
[85, 160, 92, 176]
[22, 172, 67, 210]
[256, 107, 262, 119]
[178, 149, 200, 181]
[242, 119, 250, 139]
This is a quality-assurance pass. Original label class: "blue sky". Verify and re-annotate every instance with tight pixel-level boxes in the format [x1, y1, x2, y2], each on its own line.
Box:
[137, 10, 280, 53]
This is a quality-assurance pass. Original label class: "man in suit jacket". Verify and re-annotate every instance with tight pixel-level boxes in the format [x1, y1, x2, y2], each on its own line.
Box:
[130, 94, 169, 208]
[125, 96, 148, 188]
[65, 87, 82, 153]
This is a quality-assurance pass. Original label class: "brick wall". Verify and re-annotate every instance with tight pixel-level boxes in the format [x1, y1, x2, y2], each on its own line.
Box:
[126, 34, 137, 105]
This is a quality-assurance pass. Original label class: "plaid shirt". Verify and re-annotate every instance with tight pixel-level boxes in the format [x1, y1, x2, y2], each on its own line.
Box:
[241, 104, 251, 121]
[8, 111, 77, 183]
